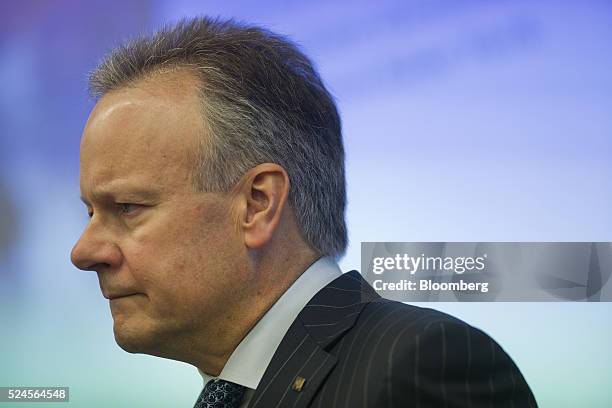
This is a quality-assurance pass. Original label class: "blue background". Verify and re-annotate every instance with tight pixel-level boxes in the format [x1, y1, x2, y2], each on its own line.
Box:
[1, 1, 611, 406]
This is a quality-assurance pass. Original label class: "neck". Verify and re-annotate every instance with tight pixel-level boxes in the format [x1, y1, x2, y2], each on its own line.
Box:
[194, 245, 320, 376]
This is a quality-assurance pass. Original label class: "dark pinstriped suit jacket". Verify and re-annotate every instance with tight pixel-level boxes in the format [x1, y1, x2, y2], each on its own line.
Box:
[247, 270, 537, 407]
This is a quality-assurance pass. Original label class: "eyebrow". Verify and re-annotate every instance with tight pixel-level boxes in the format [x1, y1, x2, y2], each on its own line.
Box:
[80, 184, 162, 205]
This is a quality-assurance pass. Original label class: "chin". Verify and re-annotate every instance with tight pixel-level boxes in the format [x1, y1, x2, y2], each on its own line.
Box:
[112, 318, 157, 354]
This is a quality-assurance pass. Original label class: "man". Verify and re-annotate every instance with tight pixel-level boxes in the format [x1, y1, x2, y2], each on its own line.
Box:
[71, 17, 537, 407]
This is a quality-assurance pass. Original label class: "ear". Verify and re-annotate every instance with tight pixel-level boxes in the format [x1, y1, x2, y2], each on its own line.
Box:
[235, 163, 290, 250]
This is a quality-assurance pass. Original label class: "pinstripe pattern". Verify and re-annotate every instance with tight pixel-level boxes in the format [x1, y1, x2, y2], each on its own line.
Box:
[248, 271, 537, 407]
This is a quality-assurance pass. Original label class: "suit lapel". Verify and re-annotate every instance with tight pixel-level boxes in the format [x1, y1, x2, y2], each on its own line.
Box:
[246, 317, 336, 408]
[248, 271, 380, 408]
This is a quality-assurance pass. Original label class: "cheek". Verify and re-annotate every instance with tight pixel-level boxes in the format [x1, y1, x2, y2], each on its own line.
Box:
[126, 202, 241, 301]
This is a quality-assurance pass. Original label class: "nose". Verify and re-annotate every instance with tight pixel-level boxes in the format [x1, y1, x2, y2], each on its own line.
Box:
[71, 220, 122, 272]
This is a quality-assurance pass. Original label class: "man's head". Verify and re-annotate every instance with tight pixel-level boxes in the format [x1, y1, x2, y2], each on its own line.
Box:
[70, 17, 346, 371]
[89, 17, 346, 257]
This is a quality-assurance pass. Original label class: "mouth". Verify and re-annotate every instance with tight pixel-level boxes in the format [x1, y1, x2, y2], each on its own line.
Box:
[105, 293, 140, 301]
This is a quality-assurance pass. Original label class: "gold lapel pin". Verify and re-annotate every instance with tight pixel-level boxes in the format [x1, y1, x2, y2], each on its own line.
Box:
[292, 376, 306, 392]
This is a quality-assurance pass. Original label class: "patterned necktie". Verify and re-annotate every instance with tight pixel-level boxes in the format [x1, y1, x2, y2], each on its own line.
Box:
[193, 378, 246, 408]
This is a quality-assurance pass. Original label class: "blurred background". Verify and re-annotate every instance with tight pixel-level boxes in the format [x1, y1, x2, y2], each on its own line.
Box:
[1, 0, 611, 406]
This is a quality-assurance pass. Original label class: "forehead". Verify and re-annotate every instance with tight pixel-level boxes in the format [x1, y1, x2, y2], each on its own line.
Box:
[80, 70, 203, 197]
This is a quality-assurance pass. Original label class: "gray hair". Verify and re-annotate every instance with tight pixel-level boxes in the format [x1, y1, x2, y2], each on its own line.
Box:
[89, 17, 347, 258]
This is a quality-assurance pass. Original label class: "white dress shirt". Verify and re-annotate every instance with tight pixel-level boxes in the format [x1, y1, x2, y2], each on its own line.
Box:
[197, 256, 342, 407]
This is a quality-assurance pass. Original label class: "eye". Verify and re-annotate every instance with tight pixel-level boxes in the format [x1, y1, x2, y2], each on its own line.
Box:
[117, 203, 142, 216]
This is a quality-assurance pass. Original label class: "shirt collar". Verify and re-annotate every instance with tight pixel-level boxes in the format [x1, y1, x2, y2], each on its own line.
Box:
[198, 256, 341, 389]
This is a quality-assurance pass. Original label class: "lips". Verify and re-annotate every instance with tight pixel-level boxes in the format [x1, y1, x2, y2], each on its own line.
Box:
[110, 294, 136, 300]
[104, 292, 139, 300]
